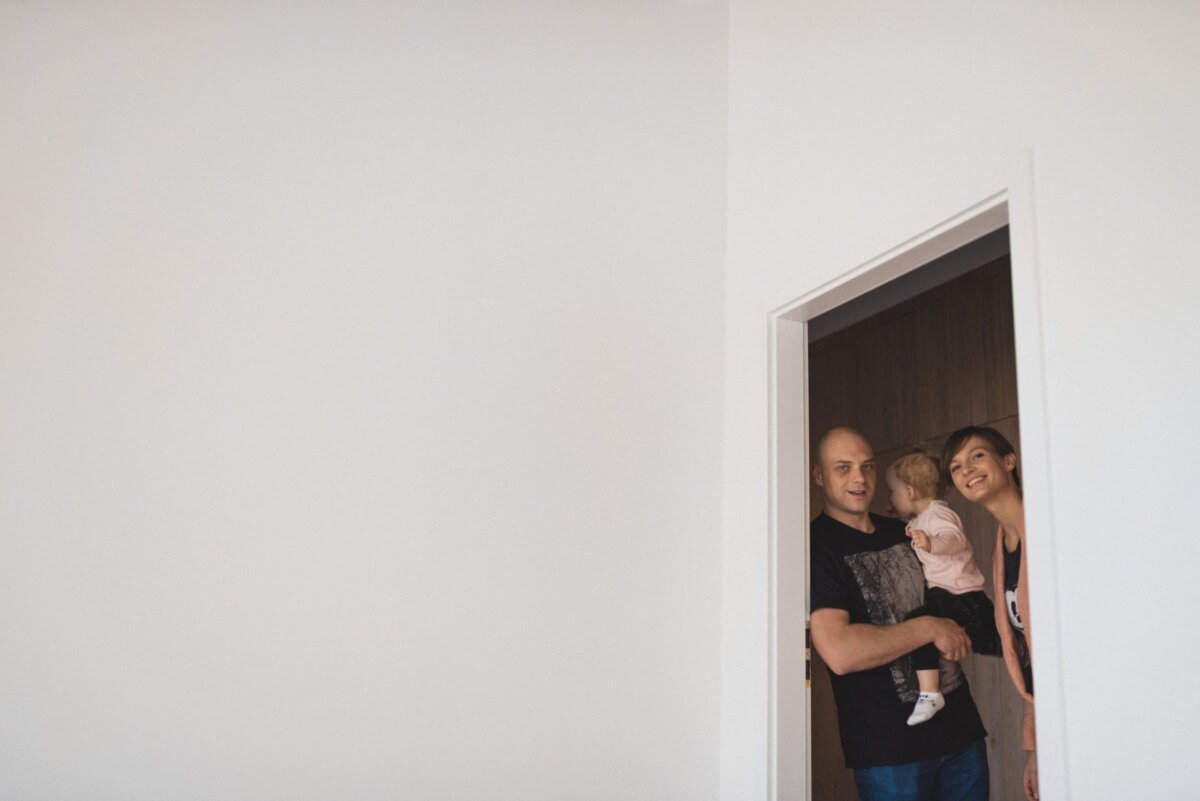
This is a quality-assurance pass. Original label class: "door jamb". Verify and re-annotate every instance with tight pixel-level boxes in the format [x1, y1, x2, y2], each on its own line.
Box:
[766, 153, 1069, 801]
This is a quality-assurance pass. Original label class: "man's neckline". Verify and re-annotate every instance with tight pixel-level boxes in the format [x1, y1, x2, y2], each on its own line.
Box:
[822, 510, 876, 535]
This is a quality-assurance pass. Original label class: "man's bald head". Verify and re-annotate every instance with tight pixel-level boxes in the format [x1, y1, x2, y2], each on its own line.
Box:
[815, 426, 871, 466]
[813, 426, 877, 528]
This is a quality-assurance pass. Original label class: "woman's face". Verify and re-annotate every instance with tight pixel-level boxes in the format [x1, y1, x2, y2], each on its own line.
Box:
[947, 436, 1017, 503]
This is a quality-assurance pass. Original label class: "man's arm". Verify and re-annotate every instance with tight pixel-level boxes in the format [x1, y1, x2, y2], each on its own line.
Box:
[810, 607, 971, 675]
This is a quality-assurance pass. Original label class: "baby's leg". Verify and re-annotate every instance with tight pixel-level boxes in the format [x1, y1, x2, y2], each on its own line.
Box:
[908, 626, 946, 726]
[962, 590, 1003, 657]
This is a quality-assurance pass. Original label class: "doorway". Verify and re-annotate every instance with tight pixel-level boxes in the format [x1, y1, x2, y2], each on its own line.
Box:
[768, 181, 1065, 801]
[806, 230, 1023, 801]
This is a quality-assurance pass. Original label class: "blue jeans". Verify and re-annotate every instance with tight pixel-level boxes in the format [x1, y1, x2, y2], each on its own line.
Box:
[853, 739, 989, 801]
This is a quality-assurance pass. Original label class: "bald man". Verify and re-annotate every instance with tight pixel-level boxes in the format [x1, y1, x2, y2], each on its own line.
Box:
[810, 427, 989, 801]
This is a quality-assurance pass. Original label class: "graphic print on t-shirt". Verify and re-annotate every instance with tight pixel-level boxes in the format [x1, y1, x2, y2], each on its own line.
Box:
[1004, 541, 1025, 632]
[845, 542, 964, 703]
[1005, 588, 1025, 632]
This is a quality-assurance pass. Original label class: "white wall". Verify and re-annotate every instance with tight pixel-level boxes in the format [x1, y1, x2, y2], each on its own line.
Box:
[0, 3, 727, 799]
[723, 3, 1200, 800]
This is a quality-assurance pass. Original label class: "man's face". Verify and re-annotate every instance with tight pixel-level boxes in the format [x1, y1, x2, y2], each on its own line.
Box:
[814, 430, 876, 520]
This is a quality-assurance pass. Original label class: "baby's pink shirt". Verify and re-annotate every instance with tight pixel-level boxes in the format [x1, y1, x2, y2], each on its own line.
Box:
[907, 500, 986, 594]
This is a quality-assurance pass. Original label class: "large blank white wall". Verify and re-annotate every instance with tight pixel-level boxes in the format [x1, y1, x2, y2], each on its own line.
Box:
[0, 3, 726, 799]
[722, 3, 1200, 800]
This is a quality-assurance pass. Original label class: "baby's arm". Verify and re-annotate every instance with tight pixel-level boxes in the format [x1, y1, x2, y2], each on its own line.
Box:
[908, 529, 933, 551]
[924, 521, 970, 556]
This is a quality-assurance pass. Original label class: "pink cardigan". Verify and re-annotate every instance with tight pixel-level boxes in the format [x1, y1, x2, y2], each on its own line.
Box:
[993, 525, 1036, 752]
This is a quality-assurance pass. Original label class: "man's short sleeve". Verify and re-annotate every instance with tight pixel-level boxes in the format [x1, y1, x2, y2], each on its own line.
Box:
[810, 538, 849, 613]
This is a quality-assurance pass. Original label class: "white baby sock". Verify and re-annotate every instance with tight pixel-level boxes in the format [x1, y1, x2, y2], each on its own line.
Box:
[906, 691, 946, 726]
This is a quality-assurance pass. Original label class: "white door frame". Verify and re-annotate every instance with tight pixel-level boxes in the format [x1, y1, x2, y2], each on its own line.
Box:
[766, 153, 1069, 801]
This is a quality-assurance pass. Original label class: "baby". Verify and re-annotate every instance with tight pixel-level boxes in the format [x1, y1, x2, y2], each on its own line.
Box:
[886, 450, 1002, 726]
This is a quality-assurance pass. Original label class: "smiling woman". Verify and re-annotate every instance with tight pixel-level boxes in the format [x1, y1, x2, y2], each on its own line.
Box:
[945, 428, 1022, 496]
[943, 426, 1038, 801]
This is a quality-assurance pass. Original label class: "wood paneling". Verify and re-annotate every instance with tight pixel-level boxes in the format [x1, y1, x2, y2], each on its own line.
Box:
[982, 266, 1019, 422]
[808, 256, 1027, 801]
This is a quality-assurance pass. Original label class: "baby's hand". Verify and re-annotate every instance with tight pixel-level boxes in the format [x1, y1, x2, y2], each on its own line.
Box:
[908, 529, 932, 552]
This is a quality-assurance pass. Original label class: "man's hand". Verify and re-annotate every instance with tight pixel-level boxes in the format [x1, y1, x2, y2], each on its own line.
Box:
[907, 528, 932, 551]
[1023, 751, 1039, 801]
[927, 617, 971, 661]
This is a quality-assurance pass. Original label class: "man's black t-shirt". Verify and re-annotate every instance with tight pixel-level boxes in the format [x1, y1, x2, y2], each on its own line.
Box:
[810, 512, 987, 768]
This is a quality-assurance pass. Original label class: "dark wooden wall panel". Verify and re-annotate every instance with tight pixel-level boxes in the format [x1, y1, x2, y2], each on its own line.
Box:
[807, 256, 1027, 801]
[982, 266, 1019, 422]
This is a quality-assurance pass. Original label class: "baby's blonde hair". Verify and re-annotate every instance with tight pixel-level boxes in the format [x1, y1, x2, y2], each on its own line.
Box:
[889, 449, 942, 500]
